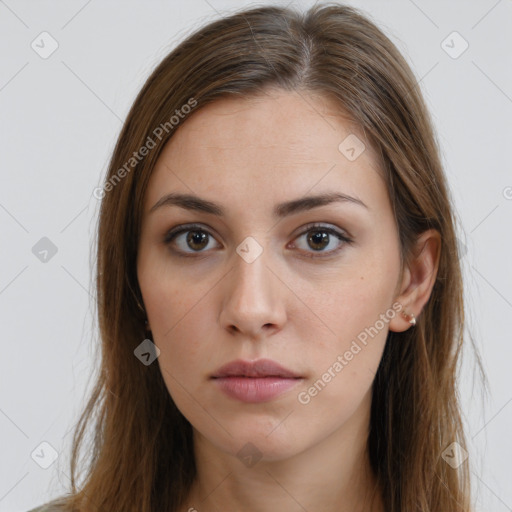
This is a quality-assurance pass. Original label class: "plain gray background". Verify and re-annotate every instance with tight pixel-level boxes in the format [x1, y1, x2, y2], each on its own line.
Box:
[1, 1, 511, 511]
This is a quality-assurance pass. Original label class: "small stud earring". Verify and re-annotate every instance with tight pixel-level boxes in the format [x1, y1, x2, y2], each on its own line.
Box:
[401, 310, 416, 326]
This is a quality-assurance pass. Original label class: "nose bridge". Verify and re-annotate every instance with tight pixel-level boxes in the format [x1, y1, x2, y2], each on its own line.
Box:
[233, 245, 270, 306]
[219, 237, 285, 336]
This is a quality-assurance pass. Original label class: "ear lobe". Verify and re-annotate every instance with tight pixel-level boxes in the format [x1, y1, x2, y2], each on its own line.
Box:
[388, 229, 441, 333]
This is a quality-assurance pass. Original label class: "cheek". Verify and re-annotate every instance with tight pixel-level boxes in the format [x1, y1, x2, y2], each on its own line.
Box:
[295, 252, 400, 351]
[151, 313, 210, 423]
[145, 288, 209, 379]
[137, 257, 208, 384]
[291, 283, 392, 434]
[291, 249, 399, 403]
[138, 246, 216, 349]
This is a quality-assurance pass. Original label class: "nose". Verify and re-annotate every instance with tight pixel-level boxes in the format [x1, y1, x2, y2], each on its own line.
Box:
[219, 247, 287, 339]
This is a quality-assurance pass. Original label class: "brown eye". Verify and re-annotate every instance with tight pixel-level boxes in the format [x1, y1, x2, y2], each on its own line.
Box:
[306, 230, 330, 251]
[184, 230, 209, 251]
[164, 224, 220, 254]
[292, 224, 353, 258]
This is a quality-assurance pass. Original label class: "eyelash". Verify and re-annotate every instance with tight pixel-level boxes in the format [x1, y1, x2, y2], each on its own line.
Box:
[163, 223, 353, 259]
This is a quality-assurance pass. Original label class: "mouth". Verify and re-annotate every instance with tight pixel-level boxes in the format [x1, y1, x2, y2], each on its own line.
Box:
[211, 358, 302, 379]
[210, 359, 303, 403]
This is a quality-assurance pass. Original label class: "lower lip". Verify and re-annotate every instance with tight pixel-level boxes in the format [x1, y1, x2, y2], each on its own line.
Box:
[212, 376, 302, 403]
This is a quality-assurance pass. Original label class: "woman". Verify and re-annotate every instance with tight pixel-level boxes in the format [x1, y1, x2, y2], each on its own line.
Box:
[29, 2, 479, 511]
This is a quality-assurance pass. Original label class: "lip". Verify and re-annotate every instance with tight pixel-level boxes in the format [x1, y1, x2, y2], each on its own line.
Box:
[211, 359, 303, 403]
[211, 358, 301, 379]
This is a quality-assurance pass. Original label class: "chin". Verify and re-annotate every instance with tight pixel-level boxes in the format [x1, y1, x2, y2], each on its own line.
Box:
[209, 419, 305, 463]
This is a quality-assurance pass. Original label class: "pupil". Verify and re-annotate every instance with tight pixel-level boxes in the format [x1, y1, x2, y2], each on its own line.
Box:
[309, 231, 328, 250]
[188, 231, 207, 250]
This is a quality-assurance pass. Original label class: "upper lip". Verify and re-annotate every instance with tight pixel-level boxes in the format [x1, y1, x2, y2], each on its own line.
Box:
[211, 358, 302, 378]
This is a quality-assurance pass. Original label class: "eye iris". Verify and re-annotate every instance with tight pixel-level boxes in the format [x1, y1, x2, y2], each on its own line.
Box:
[308, 231, 329, 251]
[187, 231, 208, 251]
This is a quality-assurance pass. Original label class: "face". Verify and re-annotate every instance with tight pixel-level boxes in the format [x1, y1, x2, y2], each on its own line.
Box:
[137, 89, 403, 462]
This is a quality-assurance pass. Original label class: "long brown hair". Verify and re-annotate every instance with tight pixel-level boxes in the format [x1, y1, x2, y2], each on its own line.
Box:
[47, 3, 484, 511]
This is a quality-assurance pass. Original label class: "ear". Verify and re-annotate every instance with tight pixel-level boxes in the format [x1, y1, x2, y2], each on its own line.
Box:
[388, 229, 441, 332]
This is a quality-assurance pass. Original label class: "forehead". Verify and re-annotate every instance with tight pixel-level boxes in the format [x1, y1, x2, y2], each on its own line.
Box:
[144, 90, 386, 216]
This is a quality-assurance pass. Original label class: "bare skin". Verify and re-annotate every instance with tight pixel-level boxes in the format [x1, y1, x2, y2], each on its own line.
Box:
[137, 88, 440, 512]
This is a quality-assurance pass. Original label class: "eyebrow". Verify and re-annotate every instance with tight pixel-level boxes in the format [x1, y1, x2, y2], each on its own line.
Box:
[149, 191, 368, 218]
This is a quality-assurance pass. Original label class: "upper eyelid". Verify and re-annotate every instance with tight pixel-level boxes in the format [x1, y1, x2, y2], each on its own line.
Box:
[164, 222, 349, 238]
